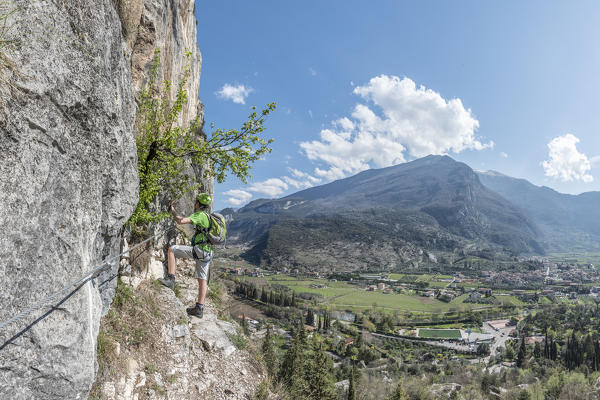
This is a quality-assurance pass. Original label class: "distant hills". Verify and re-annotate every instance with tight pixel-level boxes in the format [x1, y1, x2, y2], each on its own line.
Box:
[476, 170, 600, 252]
[221, 155, 600, 271]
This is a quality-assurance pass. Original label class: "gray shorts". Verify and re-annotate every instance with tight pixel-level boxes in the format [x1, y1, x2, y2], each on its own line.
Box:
[170, 245, 213, 280]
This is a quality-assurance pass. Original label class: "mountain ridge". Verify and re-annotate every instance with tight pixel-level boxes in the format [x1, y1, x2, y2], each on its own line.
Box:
[476, 170, 600, 252]
[223, 156, 548, 271]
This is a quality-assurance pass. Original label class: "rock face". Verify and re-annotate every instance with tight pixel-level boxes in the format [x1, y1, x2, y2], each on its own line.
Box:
[0, 0, 205, 399]
[123, 0, 212, 282]
[129, 0, 203, 128]
[0, 1, 137, 399]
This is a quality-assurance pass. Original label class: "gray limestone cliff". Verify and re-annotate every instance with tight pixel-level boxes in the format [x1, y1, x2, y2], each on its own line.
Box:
[0, 0, 205, 398]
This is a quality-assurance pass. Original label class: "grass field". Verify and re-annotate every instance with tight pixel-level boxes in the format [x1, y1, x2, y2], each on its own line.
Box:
[418, 329, 462, 339]
[548, 252, 600, 264]
[260, 276, 490, 313]
[388, 273, 453, 281]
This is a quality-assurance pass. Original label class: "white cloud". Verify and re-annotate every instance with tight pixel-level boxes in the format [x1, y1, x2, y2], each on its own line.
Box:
[352, 75, 491, 156]
[500, 152, 508, 158]
[289, 168, 321, 184]
[334, 117, 355, 131]
[283, 168, 322, 189]
[300, 75, 490, 180]
[249, 178, 289, 197]
[309, 67, 317, 76]
[591, 155, 600, 165]
[541, 134, 593, 183]
[308, 109, 313, 119]
[223, 189, 252, 206]
[215, 84, 253, 104]
[225, 169, 322, 205]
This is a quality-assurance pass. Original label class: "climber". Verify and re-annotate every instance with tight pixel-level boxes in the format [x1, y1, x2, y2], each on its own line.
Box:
[159, 193, 213, 318]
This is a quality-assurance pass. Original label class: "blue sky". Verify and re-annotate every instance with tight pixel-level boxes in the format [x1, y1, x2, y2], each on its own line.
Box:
[195, 1, 600, 210]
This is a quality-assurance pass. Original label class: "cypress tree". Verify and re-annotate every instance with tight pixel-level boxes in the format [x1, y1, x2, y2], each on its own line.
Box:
[594, 338, 600, 371]
[306, 338, 336, 400]
[262, 325, 277, 378]
[516, 335, 527, 368]
[306, 309, 315, 326]
[297, 320, 307, 345]
[347, 364, 358, 400]
[241, 314, 250, 335]
[533, 342, 542, 359]
[356, 332, 364, 349]
[261, 288, 268, 303]
[583, 334, 595, 369]
[279, 322, 309, 399]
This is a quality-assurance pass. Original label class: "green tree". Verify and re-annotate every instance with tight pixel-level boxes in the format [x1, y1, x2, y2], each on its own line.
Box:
[129, 48, 275, 227]
[518, 390, 531, 400]
[306, 337, 336, 400]
[477, 343, 490, 356]
[517, 335, 527, 368]
[506, 344, 515, 361]
[240, 314, 250, 336]
[558, 372, 593, 400]
[306, 309, 315, 326]
[533, 341, 542, 359]
[356, 332, 364, 349]
[278, 322, 309, 398]
[262, 325, 277, 378]
[260, 288, 268, 303]
[544, 372, 563, 400]
[347, 364, 358, 400]
[388, 381, 408, 400]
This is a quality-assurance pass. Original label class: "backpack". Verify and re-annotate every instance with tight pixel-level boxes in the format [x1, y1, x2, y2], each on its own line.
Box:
[201, 212, 227, 245]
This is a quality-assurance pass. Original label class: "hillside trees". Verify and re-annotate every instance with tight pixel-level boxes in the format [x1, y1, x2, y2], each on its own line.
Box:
[129, 48, 275, 228]
[235, 281, 297, 307]
[262, 325, 277, 378]
[517, 335, 527, 368]
[277, 322, 336, 399]
[388, 381, 408, 400]
[347, 364, 358, 400]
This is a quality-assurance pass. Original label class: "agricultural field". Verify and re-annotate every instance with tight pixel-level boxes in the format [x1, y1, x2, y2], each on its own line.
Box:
[548, 252, 600, 264]
[418, 328, 462, 339]
[257, 276, 493, 313]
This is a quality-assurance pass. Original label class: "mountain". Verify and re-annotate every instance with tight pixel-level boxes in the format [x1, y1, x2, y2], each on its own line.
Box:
[477, 170, 600, 252]
[223, 156, 544, 271]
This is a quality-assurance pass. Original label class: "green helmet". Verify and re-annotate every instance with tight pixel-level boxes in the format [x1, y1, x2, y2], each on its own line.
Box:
[196, 193, 211, 206]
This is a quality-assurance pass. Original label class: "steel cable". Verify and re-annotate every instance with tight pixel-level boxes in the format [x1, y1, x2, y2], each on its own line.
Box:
[0, 227, 175, 331]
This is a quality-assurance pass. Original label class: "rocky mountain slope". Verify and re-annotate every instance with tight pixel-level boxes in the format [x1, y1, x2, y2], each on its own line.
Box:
[224, 156, 543, 271]
[0, 1, 212, 399]
[92, 260, 264, 400]
[477, 170, 600, 252]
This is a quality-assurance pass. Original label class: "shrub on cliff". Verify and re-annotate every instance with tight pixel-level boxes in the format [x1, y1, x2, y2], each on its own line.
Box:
[129, 48, 275, 228]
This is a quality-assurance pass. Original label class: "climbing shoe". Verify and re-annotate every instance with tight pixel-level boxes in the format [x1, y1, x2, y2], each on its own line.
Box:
[158, 273, 175, 290]
[186, 303, 204, 318]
